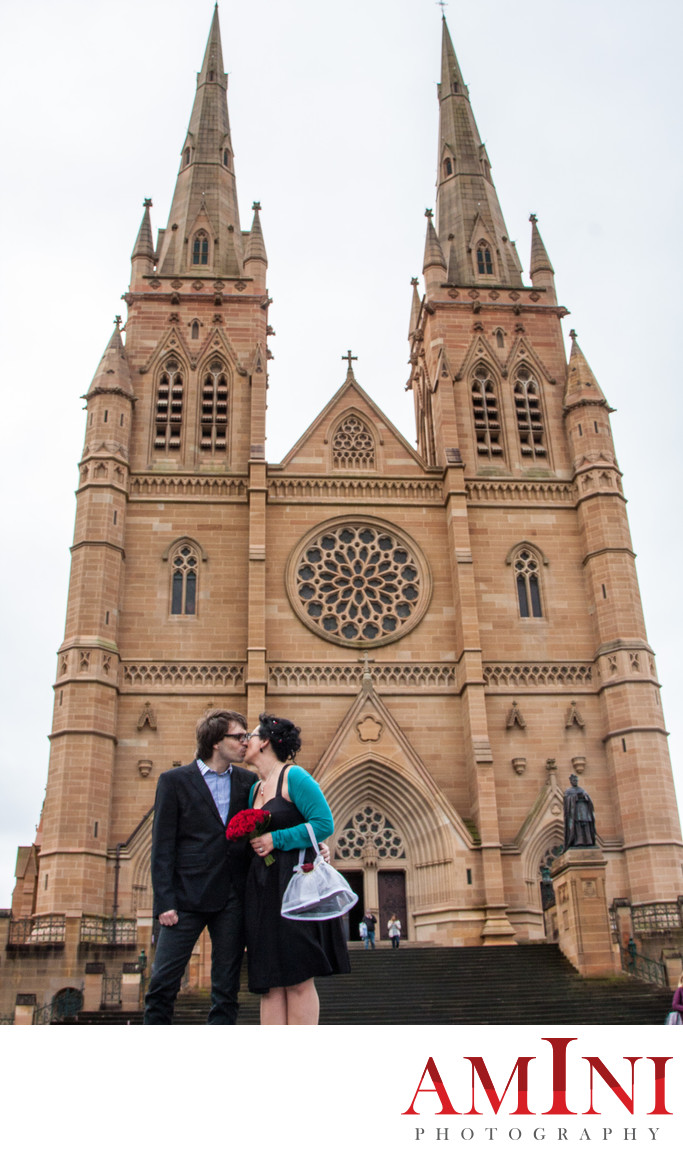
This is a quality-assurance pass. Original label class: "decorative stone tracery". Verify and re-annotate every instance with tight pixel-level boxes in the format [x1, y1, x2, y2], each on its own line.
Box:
[332, 414, 376, 469]
[335, 806, 406, 861]
[287, 519, 431, 647]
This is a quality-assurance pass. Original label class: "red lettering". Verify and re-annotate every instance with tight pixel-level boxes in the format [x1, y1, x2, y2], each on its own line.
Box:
[465, 1056, 534, 1115]
[647, 1056, 673, 1116]
[541, 1036, 578, 1115]
[583, 1057, 639, 1114]
[402, 1057, 461, 1116]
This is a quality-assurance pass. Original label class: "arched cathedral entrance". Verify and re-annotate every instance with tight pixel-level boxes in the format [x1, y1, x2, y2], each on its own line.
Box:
[335, 804, 408, 940]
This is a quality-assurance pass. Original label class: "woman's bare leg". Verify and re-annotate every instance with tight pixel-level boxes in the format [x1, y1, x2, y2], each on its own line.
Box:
[260, 986, 287, 1025]
[284, 978, 319, 1025]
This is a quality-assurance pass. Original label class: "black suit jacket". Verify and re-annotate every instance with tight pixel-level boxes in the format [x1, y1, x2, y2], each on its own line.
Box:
[150, 760, 258, 920]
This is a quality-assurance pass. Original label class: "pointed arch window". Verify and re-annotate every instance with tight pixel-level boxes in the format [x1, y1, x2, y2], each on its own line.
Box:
[154, 359, 183, 451]
[443, 157, 453, 177]
[223, 149, 230, 167]
[200, 360, 229, 452]
[476, 242, 493, 275]
[170, 543, 199, 615]
[471, 366, 503, 458]
[191, 320, 200, 340]
[513, 547, 543, 619]
[183, 148, 191, 167]
[335, 807, 406, 861]
[332, 414, 376, 469]
[192, 231, 209, 266]
[514, 366, 546, 458]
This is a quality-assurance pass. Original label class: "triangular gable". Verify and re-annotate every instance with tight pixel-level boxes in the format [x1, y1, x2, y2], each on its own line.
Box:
[504, 337, 558, 387]
[314, 677, 476, 853]
[432, 345, 453, 392]
[186, 203, 215, 245]
[467, 210, 495, 253]
[139, 323, 245, 378]
[273, 376, 429, 473]
[454, 332, 502, 384]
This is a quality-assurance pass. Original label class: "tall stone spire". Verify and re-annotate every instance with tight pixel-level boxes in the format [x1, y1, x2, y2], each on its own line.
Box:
[157, 6, 243, 277]
[86, 320, 134, 399]
[423, 208, 446, 292]
[564, 330, 610, 412]
[528, 213, 556, 302]
[130, 198, 155, 288]
[435, 18, 522, 288]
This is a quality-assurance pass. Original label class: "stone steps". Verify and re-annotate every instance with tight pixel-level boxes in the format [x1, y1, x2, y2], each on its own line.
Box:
[175, 944, 672, 1026]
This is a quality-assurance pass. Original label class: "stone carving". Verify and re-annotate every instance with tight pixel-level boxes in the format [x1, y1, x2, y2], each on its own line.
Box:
[288, 520, 431, 648]
[466, 479, 574, 505]
[269, 477, 442, 502]
[512, 757, 527, 775]
[267, 662, 456, 691]
[356, 716, 383, 742]
[137, 759, 153, 778]
[506, 700, 526, 729]
[137, 702, 157, 731]
[130, 476, 246, 499]
[565, 700, 585, 729]
[335, 807, 405, 861]
[563, 774, 597, 850]
[123, 663, 244, 689]
[332, 414, 376, 469]
[484, 663, 592, 688]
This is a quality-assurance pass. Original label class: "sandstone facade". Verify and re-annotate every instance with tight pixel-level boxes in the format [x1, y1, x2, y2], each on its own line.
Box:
[2, 12, 681, 1016]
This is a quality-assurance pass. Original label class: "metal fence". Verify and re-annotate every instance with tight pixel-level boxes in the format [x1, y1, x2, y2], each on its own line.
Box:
[618, 940, 668, 988]
[33, 1002, 54, 1026]
[8, 915, 66, 945]
[80, 915, 137, 945]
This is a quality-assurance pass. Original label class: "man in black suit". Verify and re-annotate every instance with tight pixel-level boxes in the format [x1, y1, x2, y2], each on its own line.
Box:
[144, 709, 257, 1024]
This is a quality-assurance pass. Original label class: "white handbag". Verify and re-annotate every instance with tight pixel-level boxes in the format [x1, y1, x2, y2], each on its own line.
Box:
[281, 823, 358, 921]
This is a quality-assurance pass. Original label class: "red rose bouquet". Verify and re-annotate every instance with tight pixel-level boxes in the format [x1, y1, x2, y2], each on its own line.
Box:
[225, 808, 274, 865]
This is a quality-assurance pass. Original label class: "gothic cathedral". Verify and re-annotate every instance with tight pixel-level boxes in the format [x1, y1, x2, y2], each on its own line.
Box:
[3, 10, 681, 1011]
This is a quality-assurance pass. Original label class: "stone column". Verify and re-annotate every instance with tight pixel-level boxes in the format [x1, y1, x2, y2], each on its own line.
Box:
[550, 848, 618, 977]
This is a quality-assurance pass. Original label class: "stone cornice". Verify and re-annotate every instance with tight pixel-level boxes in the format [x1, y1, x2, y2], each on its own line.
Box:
[466, 479, 574, 506]
[267, 476, 443, 503]
[129, 474, 247, 500]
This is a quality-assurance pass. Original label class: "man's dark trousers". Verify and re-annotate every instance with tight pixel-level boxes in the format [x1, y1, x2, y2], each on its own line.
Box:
[144, 888, 244, 1025]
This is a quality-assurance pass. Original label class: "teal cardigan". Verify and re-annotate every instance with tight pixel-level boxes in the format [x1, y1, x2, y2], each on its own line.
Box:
[249, 765, 334, 851]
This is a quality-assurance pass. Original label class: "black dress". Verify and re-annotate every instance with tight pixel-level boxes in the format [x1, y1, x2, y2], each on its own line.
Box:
[244, 770, 351, 994]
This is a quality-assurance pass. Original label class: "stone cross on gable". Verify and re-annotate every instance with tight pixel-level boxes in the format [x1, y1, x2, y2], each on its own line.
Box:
[342, 349, 358, 371]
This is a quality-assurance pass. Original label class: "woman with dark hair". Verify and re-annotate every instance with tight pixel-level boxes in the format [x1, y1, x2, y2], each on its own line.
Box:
[244, 713, 350, 1024]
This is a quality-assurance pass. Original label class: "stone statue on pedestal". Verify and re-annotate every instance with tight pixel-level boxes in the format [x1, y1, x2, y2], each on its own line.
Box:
[563, 773, 596, 849]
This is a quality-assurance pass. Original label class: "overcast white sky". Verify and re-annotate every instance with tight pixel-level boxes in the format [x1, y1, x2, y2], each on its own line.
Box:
[0, 0, 681, 908]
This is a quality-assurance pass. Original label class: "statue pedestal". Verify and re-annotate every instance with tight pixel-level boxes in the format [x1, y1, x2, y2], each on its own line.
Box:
[550, 849, 618, 977]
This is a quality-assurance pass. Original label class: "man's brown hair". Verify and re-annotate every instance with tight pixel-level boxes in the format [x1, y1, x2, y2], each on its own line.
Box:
[195, 709, 247, 761]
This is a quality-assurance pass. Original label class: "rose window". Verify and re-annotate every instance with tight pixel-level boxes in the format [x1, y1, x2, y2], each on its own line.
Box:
[335, 807, 405, 861]
[287, 519, 431, 647]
